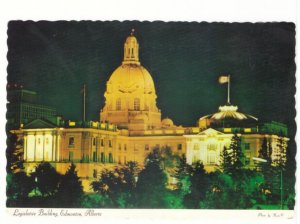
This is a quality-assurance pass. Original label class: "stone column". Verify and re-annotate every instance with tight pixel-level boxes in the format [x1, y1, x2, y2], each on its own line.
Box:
[24, 134, 27, 161]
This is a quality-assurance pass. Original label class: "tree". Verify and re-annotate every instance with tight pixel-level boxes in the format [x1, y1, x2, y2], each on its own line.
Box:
[134, 151, 168, 208]
[273, 136, 287, 169]
[174, 154, 193, 193]
[219, 146, 232, 173]
[57, 163, 83, 207]
[6, 171, 34, 207]
[6, 133, 24, 173]
[184, 161, 209, 208]
[229, 134, 244, 175]
[91, 162, 139, 208]
[32, 162, 61, 197]
[200, 170, 265, 209]
[6, 133, 33, 207]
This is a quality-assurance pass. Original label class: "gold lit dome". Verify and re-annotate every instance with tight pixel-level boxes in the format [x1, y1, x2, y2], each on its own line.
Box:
[162, 117, 174, 127]
[107, 65, 156, 94]
[100, 30, 162, 129]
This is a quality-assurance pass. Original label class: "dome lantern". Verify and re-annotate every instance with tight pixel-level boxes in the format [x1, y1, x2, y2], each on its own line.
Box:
[123, 29, 140, 65]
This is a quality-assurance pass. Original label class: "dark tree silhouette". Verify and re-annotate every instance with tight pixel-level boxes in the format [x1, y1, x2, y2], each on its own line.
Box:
[57, 163, 83, 207]
[6, 133, 24, 173]
[219, 146, 232, 173]
[91, 162, 139, 207]
[32, 162, 61, 197]
[184, 161, 209, 208]
[134, 151, 168, 208]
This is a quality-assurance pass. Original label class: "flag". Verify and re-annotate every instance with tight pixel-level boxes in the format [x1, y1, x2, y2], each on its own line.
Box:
[219, 75, 229, 84]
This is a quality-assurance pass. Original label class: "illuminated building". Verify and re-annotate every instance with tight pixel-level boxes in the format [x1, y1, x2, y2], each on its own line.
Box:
[11, 30, 288, 191]
[7, 85, 59, 130]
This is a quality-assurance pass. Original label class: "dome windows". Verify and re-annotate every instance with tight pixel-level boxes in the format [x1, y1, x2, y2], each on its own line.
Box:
[116, 98, 121, 111]
[134, 98, 140, 111]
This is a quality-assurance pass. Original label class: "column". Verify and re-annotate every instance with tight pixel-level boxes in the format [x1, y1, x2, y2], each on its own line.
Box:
[24, 134, 27, 161]
[34, 133, 36, 161]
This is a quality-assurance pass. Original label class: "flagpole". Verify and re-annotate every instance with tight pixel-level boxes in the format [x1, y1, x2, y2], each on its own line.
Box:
[83, 84, 86, 122]
[227, 75, 230, 104]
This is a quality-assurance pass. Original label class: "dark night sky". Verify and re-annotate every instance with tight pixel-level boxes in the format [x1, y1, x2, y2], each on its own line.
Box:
[7, 21, 296, 136]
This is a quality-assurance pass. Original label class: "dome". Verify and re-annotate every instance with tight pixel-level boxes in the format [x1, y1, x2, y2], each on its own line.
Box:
[100, 30, 162, 129]
[199, 104, 258, 128]
[107, 64, 156, 95]
[162, 117, 174, 127]
[210, 105, 257, 121]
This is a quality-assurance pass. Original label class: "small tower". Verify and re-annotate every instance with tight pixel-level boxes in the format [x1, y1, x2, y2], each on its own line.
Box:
[122, 29, 140, 65]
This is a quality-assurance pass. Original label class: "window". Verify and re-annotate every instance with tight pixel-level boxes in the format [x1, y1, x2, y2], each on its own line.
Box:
[93, 152, 97, 162]
[124, 156, 126, 164]
[69, 152, 74, 161]
[109, 140, 112, 148]
[124, 144, 127, 151]
[207, 153, 216, 164]
[45, 138, 49, 145]
[101, 152, 105, 163]
[93, 169, 97, 178]
[134, 98, 140, 110]
[68, 137, 75, 147]
[93, 138, 96, 146]
[192, 155, 198, 164]
[193, 143, 199, 150]
[116, 98, 121, 111]
[207, 143, 217, 151]
[244, 143, 250, 150]
[109, 153, 113, 163]
[145, 144, 149, 151]
[118, 144, 121, 150]
[177, 144, 182, 150]
[100, 139, 104, 147]
[37, 138, 41, 145]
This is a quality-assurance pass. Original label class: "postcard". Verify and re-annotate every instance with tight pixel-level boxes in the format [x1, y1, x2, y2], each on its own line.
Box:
[1, 1, 297, 224]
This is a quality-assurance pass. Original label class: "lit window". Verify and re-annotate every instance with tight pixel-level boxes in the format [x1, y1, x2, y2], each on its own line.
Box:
[109, 153, 113, 163]
[69, 152, 74, 161]
[207, 152, 216, 164]
[244, 143, 250, 150]
[207, 143, 217, 151]
[134, 98, 140, 110]
[116, 98, 121, 110]
[100, 152, 105, 163]
[69, 137, 75, 147]
[193, 143, 199, 150]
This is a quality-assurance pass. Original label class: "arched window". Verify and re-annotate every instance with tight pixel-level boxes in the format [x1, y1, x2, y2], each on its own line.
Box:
[116, 98, 121, 110]
[134, 98, 140, 110]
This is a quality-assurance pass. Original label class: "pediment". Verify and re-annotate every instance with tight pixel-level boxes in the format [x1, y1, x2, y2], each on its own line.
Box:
[23, 119, 57, 129]
[197, 128, 224, 136]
